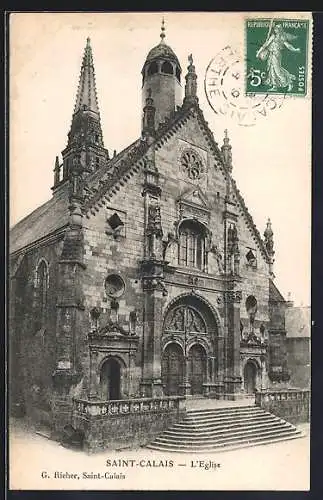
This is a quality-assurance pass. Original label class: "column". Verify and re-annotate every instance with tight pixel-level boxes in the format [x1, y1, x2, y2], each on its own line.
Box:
[141, 285, 164, 397]
[224, 289, 243, 397]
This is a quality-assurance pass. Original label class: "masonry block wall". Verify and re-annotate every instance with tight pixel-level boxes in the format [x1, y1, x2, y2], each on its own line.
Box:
[286, 337, 310, 389]
[81, 170, 146, 397]
[10, 238, 64, 424]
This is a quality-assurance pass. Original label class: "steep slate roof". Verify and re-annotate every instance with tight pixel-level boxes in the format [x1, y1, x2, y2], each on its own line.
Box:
[10, 188, 70, 255]
[10, 101, 272, 265]
[269, 279, 286, 302]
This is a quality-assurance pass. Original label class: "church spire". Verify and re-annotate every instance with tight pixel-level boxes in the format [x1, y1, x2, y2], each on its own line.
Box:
[59, 38, 109, 185]
[74, 37, 100, 115]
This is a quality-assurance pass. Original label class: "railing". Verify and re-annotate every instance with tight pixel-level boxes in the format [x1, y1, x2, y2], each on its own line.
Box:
[73, 396, 186, 418]
[255, 389, 310, 405]
[255, 388, 310, 423]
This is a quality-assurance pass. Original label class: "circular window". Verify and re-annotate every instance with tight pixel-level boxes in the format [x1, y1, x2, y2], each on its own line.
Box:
[104, 274, 125, 298]
[181, 149, 204, 180]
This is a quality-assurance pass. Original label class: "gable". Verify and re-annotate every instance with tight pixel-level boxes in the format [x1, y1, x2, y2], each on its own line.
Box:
[179, 185, 210, 209]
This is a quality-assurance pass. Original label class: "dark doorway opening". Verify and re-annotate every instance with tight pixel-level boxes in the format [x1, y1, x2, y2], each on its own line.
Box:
[100, 358, 121, 400]
[244, 361, 257, 394]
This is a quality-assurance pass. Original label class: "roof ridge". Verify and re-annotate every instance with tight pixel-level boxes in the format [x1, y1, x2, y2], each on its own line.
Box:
[83, 104, 196, 212]
[230, 178, 269, 263]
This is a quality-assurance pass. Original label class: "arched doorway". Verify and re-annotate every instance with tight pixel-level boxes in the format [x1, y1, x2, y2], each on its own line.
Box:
[244, 361, 257, 394]
[188, 344, 207, 395]
[100, 358, 121, 400]
[162, 293, 220, 396]
[161, 343, 184, 396]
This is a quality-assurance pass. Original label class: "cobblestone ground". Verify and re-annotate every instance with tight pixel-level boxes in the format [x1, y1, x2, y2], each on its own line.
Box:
[8, 418, 310, 491]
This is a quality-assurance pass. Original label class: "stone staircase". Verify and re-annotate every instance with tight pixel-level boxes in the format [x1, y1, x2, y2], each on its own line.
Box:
[146, 405, 303, 453]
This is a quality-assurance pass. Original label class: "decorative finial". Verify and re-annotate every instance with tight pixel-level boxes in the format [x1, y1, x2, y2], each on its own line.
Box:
[221, 129, 232, 172]
[160, 18, 166, 42]
[183, 53, 198, 108]
[264, 218, 275, 257]
[142, 88, 156, 136]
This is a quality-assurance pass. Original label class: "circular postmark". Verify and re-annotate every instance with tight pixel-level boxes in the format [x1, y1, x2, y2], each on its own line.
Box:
[204, 45, 285, 126]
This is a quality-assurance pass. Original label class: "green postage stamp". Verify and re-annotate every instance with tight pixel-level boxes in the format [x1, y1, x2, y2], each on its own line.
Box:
[245, 18, 309, 96]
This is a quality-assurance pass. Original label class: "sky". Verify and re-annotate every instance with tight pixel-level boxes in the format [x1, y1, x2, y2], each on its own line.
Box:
[9, 12, 312, 306]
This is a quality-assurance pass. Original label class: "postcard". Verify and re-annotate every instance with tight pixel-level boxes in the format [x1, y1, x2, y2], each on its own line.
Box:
[9, 11, 311, 491]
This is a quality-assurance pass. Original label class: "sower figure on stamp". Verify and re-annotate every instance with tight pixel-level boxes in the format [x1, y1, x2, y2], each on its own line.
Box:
[256, 22, 301, 92]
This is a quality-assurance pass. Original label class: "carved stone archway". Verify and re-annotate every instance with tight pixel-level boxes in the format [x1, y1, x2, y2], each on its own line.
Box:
[162, 293, 221, 396]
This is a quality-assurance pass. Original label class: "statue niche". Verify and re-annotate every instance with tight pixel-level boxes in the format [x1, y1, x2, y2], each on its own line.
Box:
[146, 203, 163, 260]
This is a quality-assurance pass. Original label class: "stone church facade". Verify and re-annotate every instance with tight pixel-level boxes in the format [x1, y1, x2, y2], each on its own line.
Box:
[9, 27, 290, 433]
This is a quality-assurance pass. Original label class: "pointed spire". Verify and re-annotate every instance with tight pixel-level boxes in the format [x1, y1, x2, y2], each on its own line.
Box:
[74, 37, 100, 115]
[264, 218, 274, 255]
[53, 155, 60, 187]
[183, 54, 198, 108]
[221, 129, 233, 172]
[264, 218, 275, 276]
[160, 18, 166, 43]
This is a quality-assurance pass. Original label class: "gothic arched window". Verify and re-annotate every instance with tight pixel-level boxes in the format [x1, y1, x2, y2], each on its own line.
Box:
[147, 61, 159, 76]
[178, 220, 206, 270]
[35, 260, 49, 326]
[161, 61, 173, 75]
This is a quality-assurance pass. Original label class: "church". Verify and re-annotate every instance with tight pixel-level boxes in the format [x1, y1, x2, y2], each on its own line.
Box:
[9, 23, 291, 444]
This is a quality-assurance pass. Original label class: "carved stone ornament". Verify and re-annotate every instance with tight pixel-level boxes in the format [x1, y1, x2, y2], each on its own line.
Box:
[104, 274, 125, 298]
[181, 149, 204, 180]
[90, 319, 129, 337]
[224, 290, 242, 303]
[147, 204, 163, 238]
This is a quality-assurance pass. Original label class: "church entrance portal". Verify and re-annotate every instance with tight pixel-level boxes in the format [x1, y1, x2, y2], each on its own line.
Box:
[244, 361, 257, 394]
[161, 343, 184, 396]
[100, 358, 121, 400]
[162, 294, 219, 396]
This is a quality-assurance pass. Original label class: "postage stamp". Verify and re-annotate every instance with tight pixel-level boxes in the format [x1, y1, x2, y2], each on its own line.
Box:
[245, 18, 309, 96]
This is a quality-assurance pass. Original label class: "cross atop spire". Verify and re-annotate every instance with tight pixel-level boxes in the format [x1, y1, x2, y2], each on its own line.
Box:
[160, 18, 166, 43]
[74, 37, 100, 115]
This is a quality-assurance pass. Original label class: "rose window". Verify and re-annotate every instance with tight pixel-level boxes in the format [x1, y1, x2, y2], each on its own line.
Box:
[181, 149, 204, 180]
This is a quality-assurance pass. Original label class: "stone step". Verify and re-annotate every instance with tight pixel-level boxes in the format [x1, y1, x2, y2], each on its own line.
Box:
[186, 405, 257, 416]
[155, 423, 296, 445]
[172, 414, 277, 430]
[183, 411, 269, 424]
[150, 428, 302, 450]
[163, 420, 289, 439]
[146, 432, 304, 453]
[184, 407, 263, 420]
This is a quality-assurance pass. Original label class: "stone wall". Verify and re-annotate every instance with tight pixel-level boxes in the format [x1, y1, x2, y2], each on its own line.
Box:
[72, 397, 186, 453]
[255, 389, 310, 424]
[10, 237, 65, 424]
[286, 337, 311, 389]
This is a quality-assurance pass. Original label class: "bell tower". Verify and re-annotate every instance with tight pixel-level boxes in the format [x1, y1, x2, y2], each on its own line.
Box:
[141, 20, 182, 130]
[58, 38, 109, 187]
